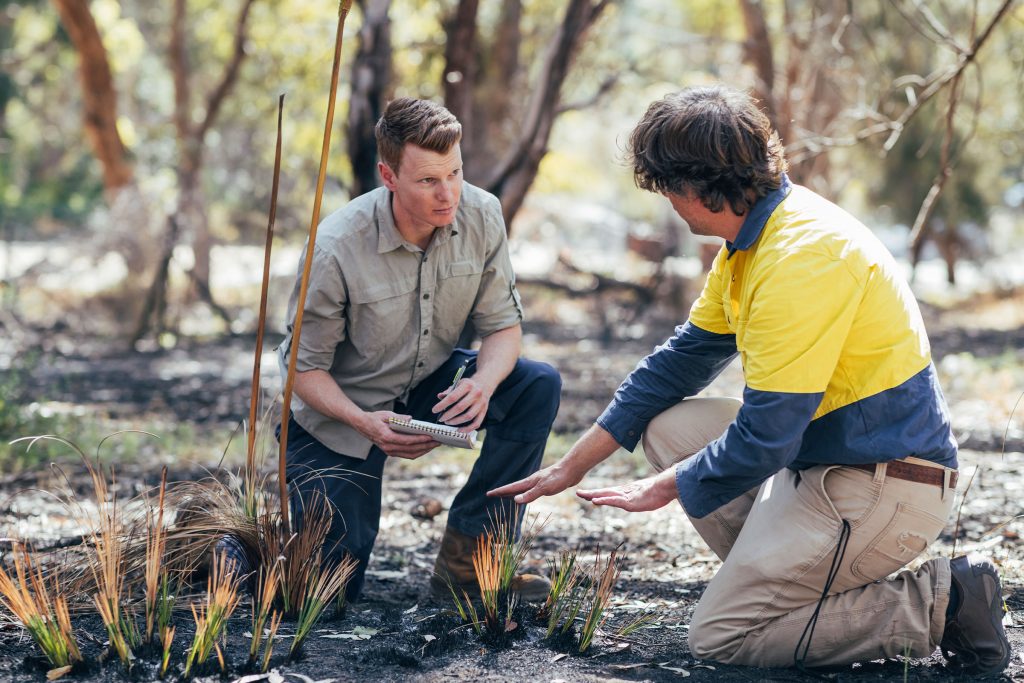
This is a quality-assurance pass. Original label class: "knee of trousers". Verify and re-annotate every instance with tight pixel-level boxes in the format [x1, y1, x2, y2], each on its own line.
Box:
[642, 397, 742, 473]
[686, 602, 743, 662]
[515, 360, 563, 418]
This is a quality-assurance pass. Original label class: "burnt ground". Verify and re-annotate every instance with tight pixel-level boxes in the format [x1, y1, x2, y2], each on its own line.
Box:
[1, 297, 1024, 682]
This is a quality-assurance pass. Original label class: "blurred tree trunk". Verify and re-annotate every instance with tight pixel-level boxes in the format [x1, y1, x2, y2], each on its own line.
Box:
[442, 0, 479, 139]
[479, 0, 610, 230]
[737, 0, 777, 132]
[737, 0, 847, 190]
[50, 0, 133, 194]
[52, 0, 155, 282]
[134, 0, 255, 341]
[347, 0, 392, 198]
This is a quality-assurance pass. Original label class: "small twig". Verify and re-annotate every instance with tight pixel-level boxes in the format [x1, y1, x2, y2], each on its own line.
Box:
[951, 466, 980, 558]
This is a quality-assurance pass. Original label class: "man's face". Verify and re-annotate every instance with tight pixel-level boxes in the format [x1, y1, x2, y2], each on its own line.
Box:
[664, 190, 718, 238]
[379, 143, 463, 232]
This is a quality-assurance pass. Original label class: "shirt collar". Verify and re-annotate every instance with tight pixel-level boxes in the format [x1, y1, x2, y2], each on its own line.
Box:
[375, 189, 458, 254]
[727, 173, 792, 256]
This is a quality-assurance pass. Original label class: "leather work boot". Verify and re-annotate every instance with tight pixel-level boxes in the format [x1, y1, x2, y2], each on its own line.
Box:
[940, 553, 1011, 675]
[429, 526, 551, 602]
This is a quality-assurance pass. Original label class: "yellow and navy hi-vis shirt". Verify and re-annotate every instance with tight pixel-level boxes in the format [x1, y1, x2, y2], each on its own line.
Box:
[596, 175, 958, 518]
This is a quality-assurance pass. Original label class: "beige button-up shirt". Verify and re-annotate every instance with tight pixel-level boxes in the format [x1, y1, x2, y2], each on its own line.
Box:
[279, 182, 523, 459]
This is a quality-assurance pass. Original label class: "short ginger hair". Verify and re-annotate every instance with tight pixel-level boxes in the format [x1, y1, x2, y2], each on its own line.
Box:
[375, 98, 462, 174]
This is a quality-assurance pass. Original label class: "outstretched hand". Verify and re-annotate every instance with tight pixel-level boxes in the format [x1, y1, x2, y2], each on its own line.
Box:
[487, 464, 584, 505]
[576, 469, 679, 513]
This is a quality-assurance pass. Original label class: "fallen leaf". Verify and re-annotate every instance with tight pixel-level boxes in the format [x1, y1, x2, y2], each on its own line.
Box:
[692, 664, 716, 670]
[269, 674, 285, 683]
[505, 620, 518, 632]
[550, 653, 568, 662]
[233, 675, 273, 683]
[608, 663, 648, 671]
[352, 626, 378, 637]
[404, 603, 419, 614]
[657, 665, 690, 676]
[423, 635, 436, 643]
[46, 666, 71, 681]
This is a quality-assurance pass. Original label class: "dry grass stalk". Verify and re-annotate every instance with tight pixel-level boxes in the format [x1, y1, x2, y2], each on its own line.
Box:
[85, 458, 138, 669]
[471, 530, 520, 635]
[248, 558, 281, 667]
[288, 553, 357, 659]
[279, 493, 333, 615]
[447, 506, 542, 638]
[159, 475, 258, 582]
[578, 547, 621, 653]
[0, 542, 81, 669]
[184, 551, 240, 677]
[261, 610, 283, 673]
[144, 467, 169, 643]
[159, 623, 175, 679]
[542, 549, 585, 638]
[447, 584, 482, 635]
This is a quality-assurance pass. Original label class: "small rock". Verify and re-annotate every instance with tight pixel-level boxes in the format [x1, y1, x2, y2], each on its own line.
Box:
[411, 497, 444, 519]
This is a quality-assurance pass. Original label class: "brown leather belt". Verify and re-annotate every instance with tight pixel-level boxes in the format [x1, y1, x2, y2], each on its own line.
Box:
[848, 460, 957, 489]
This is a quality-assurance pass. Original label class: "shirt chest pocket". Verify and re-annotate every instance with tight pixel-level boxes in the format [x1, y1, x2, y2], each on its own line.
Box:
[347, 276, 419, 354]
[435, 260, 483, 332]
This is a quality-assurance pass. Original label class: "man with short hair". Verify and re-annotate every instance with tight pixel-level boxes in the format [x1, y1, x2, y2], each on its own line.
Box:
[280, 97, 559, 603]
[493, 86, 1009, 674]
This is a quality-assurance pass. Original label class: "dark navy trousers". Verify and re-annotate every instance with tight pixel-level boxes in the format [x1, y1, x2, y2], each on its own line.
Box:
[283, 349, 561, 602]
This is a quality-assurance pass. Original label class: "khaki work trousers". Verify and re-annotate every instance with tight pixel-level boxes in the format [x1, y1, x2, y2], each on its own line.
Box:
[644, 397, 957, 667]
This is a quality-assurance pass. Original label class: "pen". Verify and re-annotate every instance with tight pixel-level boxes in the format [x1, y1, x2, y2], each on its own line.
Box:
[448, 362, 467, 393]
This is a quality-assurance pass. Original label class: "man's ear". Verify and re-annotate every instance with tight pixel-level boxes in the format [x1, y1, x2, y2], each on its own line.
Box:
[378, 161, 398, 192]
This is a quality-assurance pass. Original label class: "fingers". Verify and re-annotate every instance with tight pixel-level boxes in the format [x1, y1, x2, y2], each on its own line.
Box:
[384, 440, 439, 460]
[487, 475, 543, 504]
[433, 380, 487, 426]
[487, 476, 534, 498]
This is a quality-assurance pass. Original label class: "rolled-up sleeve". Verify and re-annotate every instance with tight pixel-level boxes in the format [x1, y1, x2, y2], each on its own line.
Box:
[289, 243, 348, 372]
[469, 199, 523, 336]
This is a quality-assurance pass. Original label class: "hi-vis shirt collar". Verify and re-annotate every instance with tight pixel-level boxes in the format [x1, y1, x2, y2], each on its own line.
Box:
[376, 191, 457, 254]
[727, 173, 792, 258]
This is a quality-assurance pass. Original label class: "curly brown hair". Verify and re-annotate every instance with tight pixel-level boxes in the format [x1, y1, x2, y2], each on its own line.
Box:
[375, 98, 462, 174]
[627, 86, 788, 215]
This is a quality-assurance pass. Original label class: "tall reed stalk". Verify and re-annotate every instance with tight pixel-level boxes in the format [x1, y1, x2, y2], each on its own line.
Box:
[278, 0, 354, 532]
[0, 542, 81, 670]
[244, 93, 285, 522]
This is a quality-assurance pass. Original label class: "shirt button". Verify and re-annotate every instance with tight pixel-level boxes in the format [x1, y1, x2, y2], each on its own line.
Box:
[628, 430, 636, 437]
[423, 293, 430, 300]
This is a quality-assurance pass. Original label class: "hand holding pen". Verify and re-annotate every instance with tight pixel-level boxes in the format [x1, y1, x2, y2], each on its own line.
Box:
[433, 360, 487, 430]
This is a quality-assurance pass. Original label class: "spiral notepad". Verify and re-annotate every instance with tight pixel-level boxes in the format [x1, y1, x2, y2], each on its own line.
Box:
[386, 418, 479, 449]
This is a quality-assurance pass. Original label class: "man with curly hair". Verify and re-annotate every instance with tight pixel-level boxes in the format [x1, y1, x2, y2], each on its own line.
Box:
[493, 85, 1009, 674]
